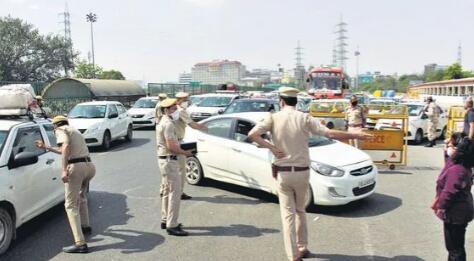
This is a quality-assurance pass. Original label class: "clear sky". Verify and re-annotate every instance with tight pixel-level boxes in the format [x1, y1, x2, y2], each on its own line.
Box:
[1, 0, 473, 83]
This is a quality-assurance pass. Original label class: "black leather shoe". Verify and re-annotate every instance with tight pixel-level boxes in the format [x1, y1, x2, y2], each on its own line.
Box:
[298, 249, 310, 258]
[82, 226, 92, 234]
[425, 142, 434, 147]
[62, 244, 89, 254]
[181, 193, 192, 200]
[167, 226, 188, 236]
[161, 222, 166, 229]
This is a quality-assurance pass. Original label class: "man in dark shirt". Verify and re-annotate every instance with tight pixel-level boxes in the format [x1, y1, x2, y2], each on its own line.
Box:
[463, 98, 474, 139]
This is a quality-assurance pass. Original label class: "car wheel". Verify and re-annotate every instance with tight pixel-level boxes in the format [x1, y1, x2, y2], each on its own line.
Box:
[326, 122, 334, 129]
[304, 185, 314, 210]
[0, 208, 14, 255]
[102, 131, 111, 150]
[186, 157, 204, 185]
[414, 129, 423, 145]
[125, 125, 133, 142]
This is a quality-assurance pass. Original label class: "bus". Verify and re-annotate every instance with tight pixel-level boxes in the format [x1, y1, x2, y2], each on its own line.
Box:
[306, 67, 349, 99]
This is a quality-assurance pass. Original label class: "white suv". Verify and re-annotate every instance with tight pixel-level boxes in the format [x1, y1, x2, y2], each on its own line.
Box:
[127, 97, 159, 128]
[0, 118, 63, 254]
[68, 101, 133, 150]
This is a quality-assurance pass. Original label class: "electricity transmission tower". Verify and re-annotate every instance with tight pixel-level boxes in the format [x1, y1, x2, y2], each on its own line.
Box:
[59, 3, 73, 76]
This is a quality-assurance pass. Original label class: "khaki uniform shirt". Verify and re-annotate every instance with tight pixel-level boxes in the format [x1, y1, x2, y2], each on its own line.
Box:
[252, 107, 327, 167]
[175, 107, 193, 140]
[345, 105, 366, 126]
[55, 125, 89, 160]
[425, 102, 440, 122]
[156, 116, 178, 156]
[155, 103, 162, 124]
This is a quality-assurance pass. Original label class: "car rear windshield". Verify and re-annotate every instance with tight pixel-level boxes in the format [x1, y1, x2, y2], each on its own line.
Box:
[197, 97, 233, 107]
[133, 99, 158, 108]
[308, 135, 335, 147]
[224, 101, 274, 114]
[0, 131, 7, 155]
[69, 105, 107, 119]
[407, 104, 423, 116]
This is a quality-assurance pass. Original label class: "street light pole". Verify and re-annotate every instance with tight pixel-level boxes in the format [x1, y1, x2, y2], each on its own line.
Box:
[354, 46, 360, 90]
[86, 12, 97, 78]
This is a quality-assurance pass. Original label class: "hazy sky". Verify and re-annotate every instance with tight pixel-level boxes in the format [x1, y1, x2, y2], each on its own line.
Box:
[1, 0, 473, 82]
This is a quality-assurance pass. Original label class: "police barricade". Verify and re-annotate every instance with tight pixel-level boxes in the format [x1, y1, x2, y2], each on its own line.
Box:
[308, 99, 348, 130]
[310, 102, 408, 170]
[446, 106, 465, 138]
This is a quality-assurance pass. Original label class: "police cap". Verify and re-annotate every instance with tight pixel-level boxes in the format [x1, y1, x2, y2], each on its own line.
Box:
[278, 87, 299, 98]
[52, 115, 68, 125]
[160, 98, 177, 108]
[175, 92, 189, 98]
[158, 93, 168, 99]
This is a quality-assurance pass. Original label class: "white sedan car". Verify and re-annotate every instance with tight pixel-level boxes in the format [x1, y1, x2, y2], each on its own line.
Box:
[68, 101, 133, 150]
[128, 97, 159, 128]
[184, 112, 377, 207]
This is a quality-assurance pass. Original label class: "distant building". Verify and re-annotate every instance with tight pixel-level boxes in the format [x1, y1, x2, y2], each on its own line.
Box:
[424, 63, 448, 74]
[191, 60, 246, 85]
[178, 72, 192, 84]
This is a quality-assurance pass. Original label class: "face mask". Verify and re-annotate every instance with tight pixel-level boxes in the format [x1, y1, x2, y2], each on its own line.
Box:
[447, 147, 456, 158]
[170, 110, 180, 121]
[181, 101, 189, 109]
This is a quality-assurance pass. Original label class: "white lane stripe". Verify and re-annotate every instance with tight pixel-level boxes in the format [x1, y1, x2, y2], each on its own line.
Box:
[362, 222, 375, 259]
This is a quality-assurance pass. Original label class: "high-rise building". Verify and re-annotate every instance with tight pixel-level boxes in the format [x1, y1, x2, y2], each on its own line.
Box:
[178, 72, 192, 84]
[191, 60, 246, 85]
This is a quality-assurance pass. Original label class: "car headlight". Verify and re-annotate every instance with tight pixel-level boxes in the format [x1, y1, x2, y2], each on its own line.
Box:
[311, 161, 345, 177]
[146, 112, 155, 119]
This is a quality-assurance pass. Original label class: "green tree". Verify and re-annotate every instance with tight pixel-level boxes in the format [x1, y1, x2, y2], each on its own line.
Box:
[444, 63, 464, 80]
[99, 70, 125, 80]
[74, 60, 103, 79]
[0, 16, 76, 81]
[424, 69, 445, 82]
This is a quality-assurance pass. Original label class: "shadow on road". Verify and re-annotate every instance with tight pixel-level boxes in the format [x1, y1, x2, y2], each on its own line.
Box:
[192, 195, 263, 205]
[186, 224, 279, 237]
[314, 253, 424, 260]
[89, 137, 150, 153]
[378, 170, 413, 175]
[2, 191, 163, 260]
[200, 179, 278, 204]
[309, 193, 402, 218]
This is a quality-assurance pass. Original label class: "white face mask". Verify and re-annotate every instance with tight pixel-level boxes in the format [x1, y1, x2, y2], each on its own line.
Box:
[181, 101, 189, 109]
[447, 147, 456, 158]
[170, 110, 180, 121]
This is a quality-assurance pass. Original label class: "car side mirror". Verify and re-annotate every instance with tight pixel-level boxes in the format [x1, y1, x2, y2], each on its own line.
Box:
[10, 152, 38, 169]
[218, 109, 224, 115]
[109, 113, 119, 119]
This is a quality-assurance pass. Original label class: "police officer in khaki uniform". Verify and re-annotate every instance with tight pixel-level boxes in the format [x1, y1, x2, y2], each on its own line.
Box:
[35, 115, 95, 253]
[154, 93, 168, 121]
[174, 92, 207, 200]
[156, 98, 193, 236]
[424, 96, 440, 147]
[249, 87, 370, 261]
[345, 95, 366, 148]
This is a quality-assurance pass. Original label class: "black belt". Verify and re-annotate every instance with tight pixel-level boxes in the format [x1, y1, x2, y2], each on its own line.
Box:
[272, 165, 310, 172]
[158, 155, 178, 160]
[68, 157, 91, 164]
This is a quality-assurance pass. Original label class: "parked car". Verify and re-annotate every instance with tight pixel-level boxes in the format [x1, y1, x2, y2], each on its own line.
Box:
[375, 102, 448, 144]
[222, 99, 279, 114]
[183, 112, 377, 207]
[365, 99, 398, 129]
[127, 97, 159, 128]
[68, 101, 133, 150]
[0, 118, 63, 254]
[186, 93, 241, 121]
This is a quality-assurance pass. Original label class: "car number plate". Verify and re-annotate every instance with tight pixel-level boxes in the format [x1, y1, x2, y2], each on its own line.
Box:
[358, 178, 375, 188]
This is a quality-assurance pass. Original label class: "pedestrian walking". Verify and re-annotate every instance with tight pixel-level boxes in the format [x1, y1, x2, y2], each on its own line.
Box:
[345, 95, 366, 148]
[174, 92, 207, 200]
[424, 96, 441, 147]
[248, 87, 371, 261]
[35, 115, 95, 253]
[462, 98, 474, 139]
[156, 98, 193, 236]
[432, 133, 474, 261]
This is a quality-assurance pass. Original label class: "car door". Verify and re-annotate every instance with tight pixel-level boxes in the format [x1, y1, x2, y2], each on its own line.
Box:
[227, 119, 274, 191]
[196, 118, 234, 181]
[107, 104, 120, 138]
[116, 104, 129, 136]
[7, 126, 55, 222]
[40, 123, 64, 203]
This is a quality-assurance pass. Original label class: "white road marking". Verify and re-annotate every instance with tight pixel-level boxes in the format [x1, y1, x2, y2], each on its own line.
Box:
[362, 222, 376, 259]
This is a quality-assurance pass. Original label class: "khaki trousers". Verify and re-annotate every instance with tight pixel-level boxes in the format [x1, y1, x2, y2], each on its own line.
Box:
[348, 126, 361, 148]
[159, 158, 182, 228]
[177, 154, 187, 191]
[427, 120, 438, 141]
[277, 170, 310, 260]
[65, 162, 95, 245]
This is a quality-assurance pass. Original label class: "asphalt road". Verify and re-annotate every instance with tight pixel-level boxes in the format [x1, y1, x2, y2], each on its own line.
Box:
[2, 130, 473, 261]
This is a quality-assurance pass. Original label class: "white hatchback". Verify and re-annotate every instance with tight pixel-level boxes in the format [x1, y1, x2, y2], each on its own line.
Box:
[128, 97, 159, 128]
[0, 118, 63, 254]
[184, 112, 378, 207]
[68, 101, 133, 150]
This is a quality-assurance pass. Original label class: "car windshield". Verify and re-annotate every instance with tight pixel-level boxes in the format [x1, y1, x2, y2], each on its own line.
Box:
[224, 101, 274, 114]
[197, 97, 233, 107]
[133, 99, 158, 108]
[407, 104, 423, 116]
[310, 78, 341, 90]
[190, 96, 204, 105]
[0, 131, 7, 155]
[69, 105, 107, 119]
[308, 135, 335, 147]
